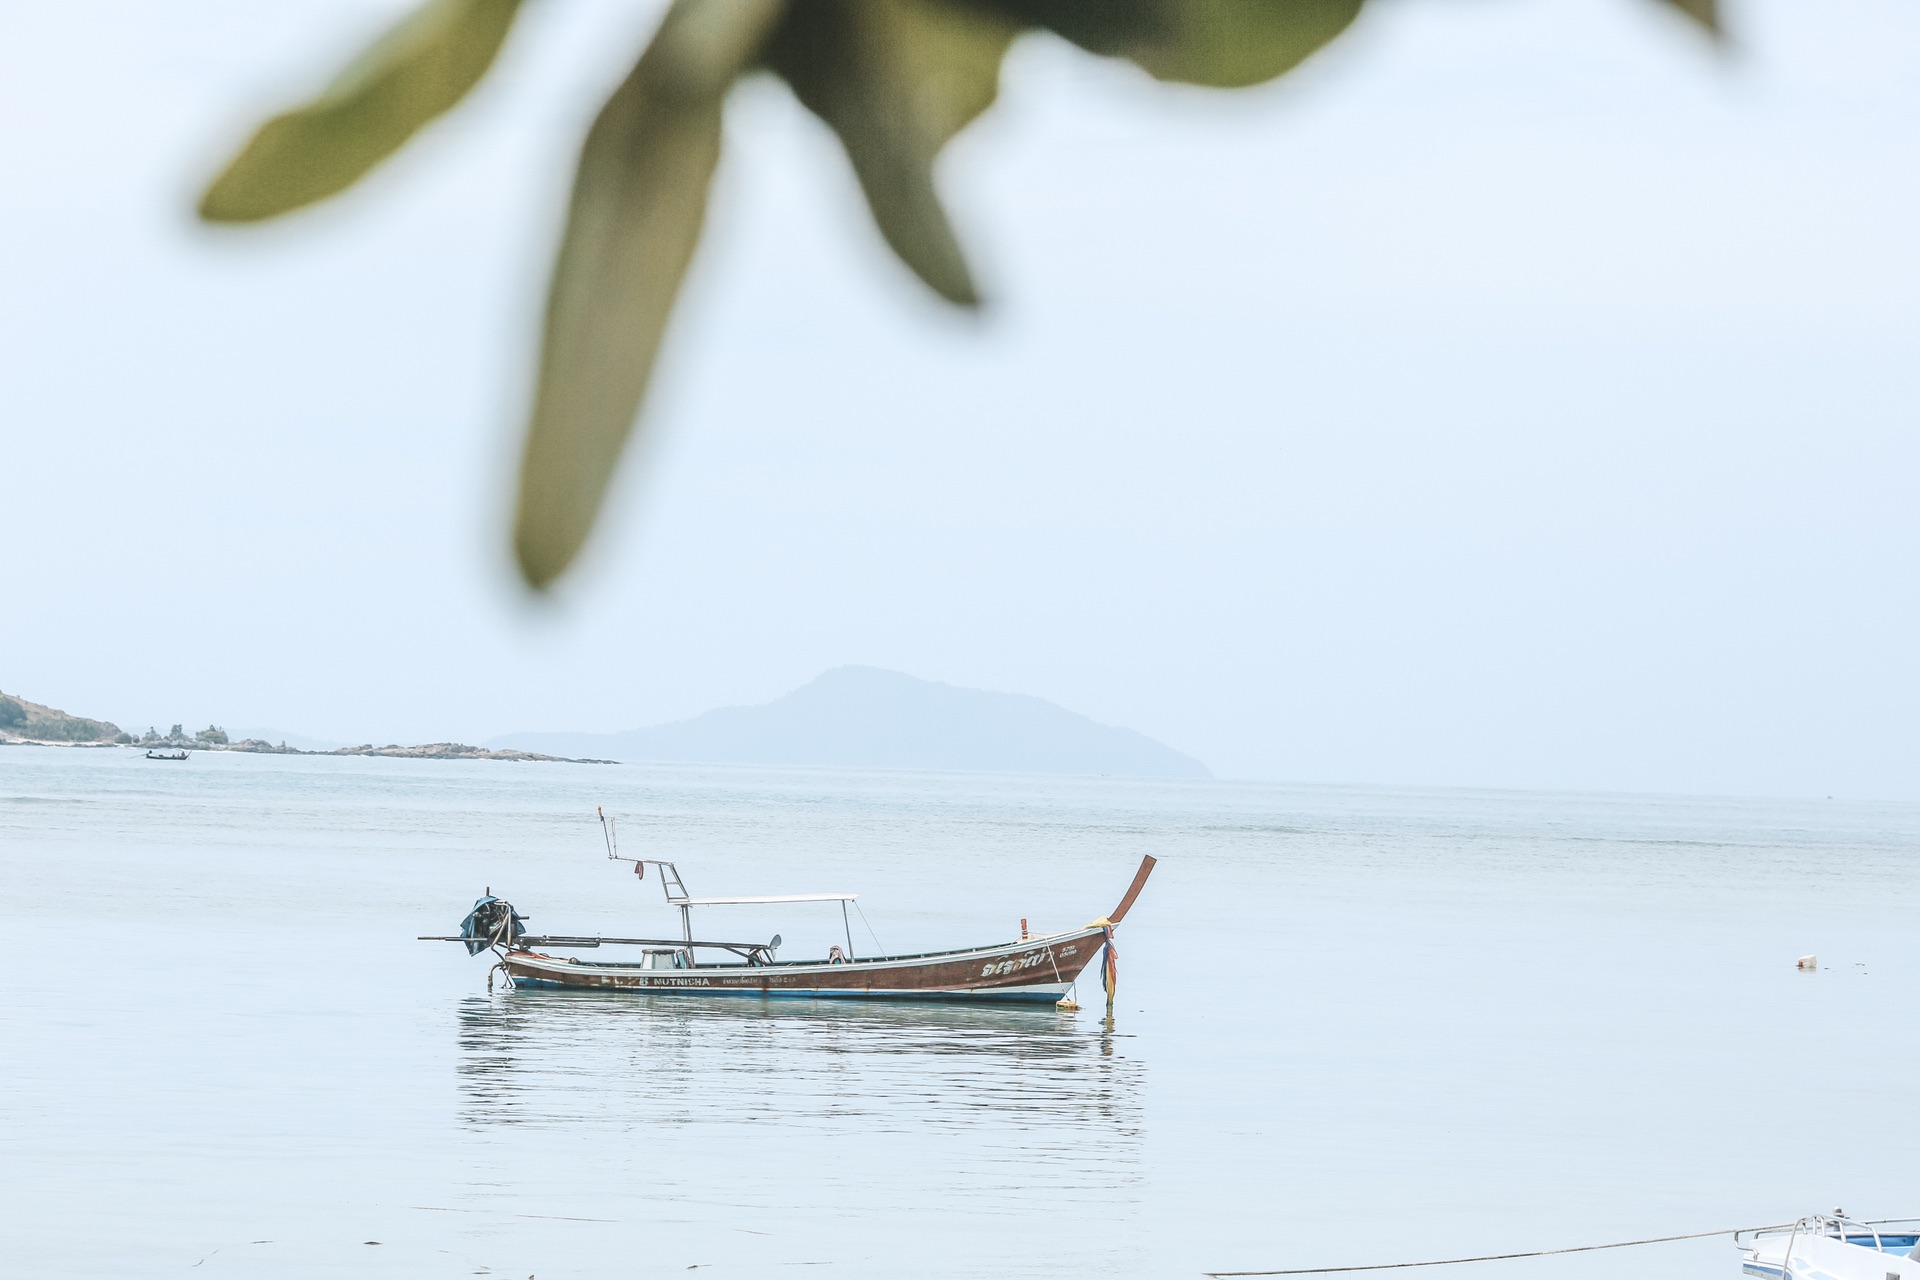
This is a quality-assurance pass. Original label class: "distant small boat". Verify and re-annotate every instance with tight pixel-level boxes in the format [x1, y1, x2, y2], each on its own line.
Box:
[422, 808, 1156, 1006]
[145, 749, 189, 761]
[1740, 1213, 1920, 1280]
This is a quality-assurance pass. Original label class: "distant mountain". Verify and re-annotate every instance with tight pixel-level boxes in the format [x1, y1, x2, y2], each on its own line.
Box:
[492, 666, 1210, 779]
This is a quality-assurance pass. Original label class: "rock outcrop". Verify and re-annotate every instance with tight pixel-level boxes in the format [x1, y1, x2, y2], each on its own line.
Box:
[329, 742, 611, 763]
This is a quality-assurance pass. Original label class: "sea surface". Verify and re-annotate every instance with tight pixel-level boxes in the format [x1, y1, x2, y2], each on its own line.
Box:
[4, 746, 1917, 1279]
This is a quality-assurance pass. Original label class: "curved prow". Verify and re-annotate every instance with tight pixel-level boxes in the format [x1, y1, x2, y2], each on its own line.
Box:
[1108, 855, 1157, 926]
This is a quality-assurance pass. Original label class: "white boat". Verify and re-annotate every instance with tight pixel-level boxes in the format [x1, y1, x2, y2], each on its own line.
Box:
[1739, 1214, 1920, 1280]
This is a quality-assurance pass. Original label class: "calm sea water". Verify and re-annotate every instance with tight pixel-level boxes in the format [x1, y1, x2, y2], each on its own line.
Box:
[4, 746, 1917, 1278]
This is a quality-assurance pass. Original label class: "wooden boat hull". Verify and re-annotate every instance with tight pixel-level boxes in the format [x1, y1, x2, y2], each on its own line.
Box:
[500, 924, 1109, 1004]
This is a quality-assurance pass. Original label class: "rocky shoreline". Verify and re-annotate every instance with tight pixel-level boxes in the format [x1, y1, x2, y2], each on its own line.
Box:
[4, 737, 616, 763]
[1, 690, 614, 764]
[318, 741, 615, 763]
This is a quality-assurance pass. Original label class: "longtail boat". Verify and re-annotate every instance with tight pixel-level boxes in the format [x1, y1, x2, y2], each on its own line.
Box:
[421, 809, 1155, 1007]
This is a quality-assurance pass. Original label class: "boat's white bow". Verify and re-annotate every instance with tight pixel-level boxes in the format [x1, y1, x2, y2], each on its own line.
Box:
[1742, 1216, 1920, 1280]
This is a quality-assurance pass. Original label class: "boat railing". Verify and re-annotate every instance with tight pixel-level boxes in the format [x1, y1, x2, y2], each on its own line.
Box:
[1749, 1212, 1902, 1273]
[524, 933, 780, 964]
[595, 812, 867, 958]
[653, 860, 689, 903]
[1814, 1213, 1881, 1253]
[421, 931, 783, 964]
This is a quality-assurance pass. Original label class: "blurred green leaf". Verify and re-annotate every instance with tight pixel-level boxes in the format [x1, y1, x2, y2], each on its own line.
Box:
[196, 0, 1735, 592]
[765, 0, 1021, 307]
[984, 0, 1361, 88]
[513, 0, 786, 589]
[200, 0, 522, 222]
[1657, 0, 1720, 36]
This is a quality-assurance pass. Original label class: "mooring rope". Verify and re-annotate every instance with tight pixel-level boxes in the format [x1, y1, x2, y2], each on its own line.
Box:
[1204, 1223, 1792, 1277]
[852, 899, 885, 955]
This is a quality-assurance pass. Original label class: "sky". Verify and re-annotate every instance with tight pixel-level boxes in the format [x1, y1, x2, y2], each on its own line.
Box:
[4, 0, 1919, 798]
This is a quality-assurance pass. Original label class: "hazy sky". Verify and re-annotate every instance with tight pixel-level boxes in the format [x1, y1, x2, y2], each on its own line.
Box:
[6, 0, 1919, 797]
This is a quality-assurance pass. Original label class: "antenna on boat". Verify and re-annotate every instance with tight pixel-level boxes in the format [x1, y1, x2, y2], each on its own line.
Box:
[598, 805, 618, 860]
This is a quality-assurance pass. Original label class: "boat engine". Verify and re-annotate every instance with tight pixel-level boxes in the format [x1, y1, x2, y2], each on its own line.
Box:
[458, 894, 527, 956]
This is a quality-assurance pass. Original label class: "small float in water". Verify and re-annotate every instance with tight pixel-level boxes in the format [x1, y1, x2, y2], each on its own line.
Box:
[421, 809, 1154, 1006]
[144, 749, 189, 761]
[1739, 1213, 1920, 1280]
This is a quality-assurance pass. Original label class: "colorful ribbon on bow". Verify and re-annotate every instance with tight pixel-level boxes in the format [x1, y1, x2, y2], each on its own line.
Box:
[1099, 922, 1117, 1010]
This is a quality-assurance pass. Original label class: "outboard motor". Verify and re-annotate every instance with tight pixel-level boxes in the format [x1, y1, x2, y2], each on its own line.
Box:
[458, 894, 527, 956]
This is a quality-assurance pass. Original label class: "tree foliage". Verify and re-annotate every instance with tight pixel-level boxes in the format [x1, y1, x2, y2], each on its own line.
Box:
[201, 0, 1716, 590]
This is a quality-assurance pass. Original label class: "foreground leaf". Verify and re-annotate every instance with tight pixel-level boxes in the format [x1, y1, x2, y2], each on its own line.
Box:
[984, 0, 1361, 88]
[200, 0, 522, 222]
[765, 0, 1021, 306]
[1655, 0, 1719, 36]
[513, 0, 786, 589]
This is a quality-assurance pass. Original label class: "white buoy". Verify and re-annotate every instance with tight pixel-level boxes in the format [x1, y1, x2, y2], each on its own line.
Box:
[1796, 955, 1817, 971]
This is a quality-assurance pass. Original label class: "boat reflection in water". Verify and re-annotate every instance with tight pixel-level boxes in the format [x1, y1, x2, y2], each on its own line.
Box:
[457, 991, 1141, 1134]
[452, 992, 1145, 1226]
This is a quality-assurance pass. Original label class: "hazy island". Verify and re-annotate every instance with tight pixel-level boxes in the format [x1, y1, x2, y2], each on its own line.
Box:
[494, 666, 1211, 779]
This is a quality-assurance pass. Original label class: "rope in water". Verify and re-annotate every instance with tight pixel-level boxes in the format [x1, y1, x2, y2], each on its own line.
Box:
[1204, 1223, 1793, 1277]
